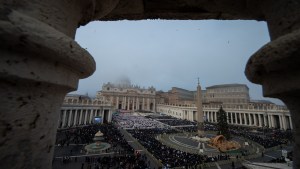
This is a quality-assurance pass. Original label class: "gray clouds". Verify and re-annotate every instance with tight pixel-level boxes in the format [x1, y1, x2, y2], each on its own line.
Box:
[74, 20, 283, 105]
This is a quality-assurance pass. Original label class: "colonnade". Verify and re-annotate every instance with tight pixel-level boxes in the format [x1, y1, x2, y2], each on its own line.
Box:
[157, 104, 293, 130]
[204, 111, 293, 130]
[58, 107, 112, 128]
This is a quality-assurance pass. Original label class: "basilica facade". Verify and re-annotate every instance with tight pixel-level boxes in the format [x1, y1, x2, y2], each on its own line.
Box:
[96, 82, 156, 112]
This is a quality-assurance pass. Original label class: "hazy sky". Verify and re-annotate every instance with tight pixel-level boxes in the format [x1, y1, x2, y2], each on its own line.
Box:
[73, 20, 283, 105]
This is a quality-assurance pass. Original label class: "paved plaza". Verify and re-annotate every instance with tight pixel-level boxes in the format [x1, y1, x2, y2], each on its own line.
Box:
[52, 113, 293, 169]
[53, 130, 293, 169]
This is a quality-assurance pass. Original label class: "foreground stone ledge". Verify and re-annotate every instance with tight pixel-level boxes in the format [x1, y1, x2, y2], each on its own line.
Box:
[0, 3, 96, 169]
[0, 78, 67, 169]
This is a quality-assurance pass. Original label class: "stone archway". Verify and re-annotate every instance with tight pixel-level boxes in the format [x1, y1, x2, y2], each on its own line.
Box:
[1, 1, 300, 169]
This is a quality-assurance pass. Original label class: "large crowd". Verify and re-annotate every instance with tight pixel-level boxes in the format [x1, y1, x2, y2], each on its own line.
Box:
[228, 125, 293, 148]
[55, 124, 149, 169]
[113, 113, 166, 129]
[127, 128, 232, 168]
[53, 112, 293, 169]
[156, 119, 197, 126]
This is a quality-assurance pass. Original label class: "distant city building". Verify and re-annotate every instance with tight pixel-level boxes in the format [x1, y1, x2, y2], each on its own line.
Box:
[96, 81, 156, 112]
[159, 84, 250, 107]
[203, 84, 250, 105]
[156, 83, 292, 130]
[168, 87, 195, 105]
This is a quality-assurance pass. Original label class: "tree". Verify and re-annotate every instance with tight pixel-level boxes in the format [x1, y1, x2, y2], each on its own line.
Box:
[217, 106, 231, 140]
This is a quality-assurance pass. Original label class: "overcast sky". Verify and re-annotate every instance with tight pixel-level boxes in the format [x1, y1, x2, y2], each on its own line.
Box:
[73, 20, 283, 105]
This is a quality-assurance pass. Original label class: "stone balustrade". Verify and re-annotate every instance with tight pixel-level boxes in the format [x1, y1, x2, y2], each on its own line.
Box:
[1, 0, 299, 168]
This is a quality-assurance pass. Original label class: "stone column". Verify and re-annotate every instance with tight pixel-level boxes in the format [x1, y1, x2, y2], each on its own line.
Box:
[135, 97, 138, 110]
[243, 113, 247, 125]
[84, 110, 88, 125]
[153, 99, 156, 112]
[108, 109, 112, 122]
[68, 110, 73, 127]
[73, 109, 78, 126]
[268, 115, 271, 127]
[122, 96, 125, 109]
[89, 109, 94, 124]
[248, 113, 251, 126]
[258, 114, 262, 127]
[254, 114, 257, 126]
[79, 109, 83, 125]
[207, 112, 210, 122]
[142, 98, 145, 110]
[263, 115, 267, 127]
[116, 96, 119, 109]
[0, 1, 100, 168]
[214, 111, 218, 122]
[214, 112, 218, 123]
[62, 109, 67, 128]
[279, 115, 283, 130]
[230, 112, 233, 124]
[270, 115, 274, 128]
[121, 96, 123, 109]
[245, 1, 300, 167]
[147, 98, 150, 111]
[282, 115, 287, 130]
[132, 97, 135, 111]
[127, 97, 130, 110]
[239, 113, 242, 125]
[123, 96, 125, 109]
[289, 116, 293, 130]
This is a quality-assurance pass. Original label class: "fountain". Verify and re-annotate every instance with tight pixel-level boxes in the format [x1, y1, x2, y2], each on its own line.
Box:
[84, 130, 111, 154]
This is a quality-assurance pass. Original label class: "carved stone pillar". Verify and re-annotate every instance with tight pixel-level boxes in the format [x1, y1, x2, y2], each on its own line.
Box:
[0, 0, 105, 168]
[246, 1, 300, 167]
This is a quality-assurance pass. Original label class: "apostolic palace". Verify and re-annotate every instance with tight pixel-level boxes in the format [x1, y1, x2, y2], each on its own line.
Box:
[59, 81, 292, 130]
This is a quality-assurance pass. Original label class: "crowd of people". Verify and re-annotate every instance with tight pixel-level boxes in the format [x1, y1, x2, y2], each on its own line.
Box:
[53, 112, 294, 169]
[54, 124, 150, 169]
[113, 113, 167, 129]
[127, 128, 233, 168]
[146, 115, 177, 120]
[59, 154, 149, 169]
[228, 125, 293, 148]
[157, 119, 197, 126]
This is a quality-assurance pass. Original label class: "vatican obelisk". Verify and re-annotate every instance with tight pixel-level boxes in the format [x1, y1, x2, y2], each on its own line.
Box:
[196, 78, 204, 136]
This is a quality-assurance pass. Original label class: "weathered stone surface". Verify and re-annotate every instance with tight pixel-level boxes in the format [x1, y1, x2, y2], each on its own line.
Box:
[0, 1, 96, 169]
[1, 0, 300, 168]
[0, 80, 65, 169]
[245, 29, 300, 97]
[98, 0, 266, 21]
[244, 1, 300, 167]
